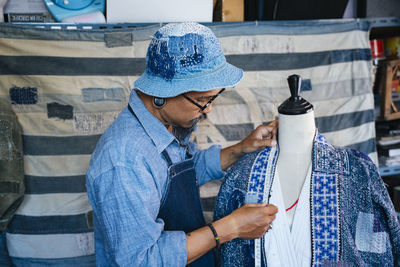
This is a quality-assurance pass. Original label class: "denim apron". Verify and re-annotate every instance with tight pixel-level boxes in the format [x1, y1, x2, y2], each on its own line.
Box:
[128, 105, 214, 266]
[158, 150, 215, 267]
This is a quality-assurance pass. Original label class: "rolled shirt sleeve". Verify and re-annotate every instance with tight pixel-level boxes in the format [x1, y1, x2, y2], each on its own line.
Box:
[87, 165, 188, 267]
[192, 143, 225, 186]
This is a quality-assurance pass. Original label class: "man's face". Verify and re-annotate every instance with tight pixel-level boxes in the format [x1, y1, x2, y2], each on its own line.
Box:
[162, 88, 223, 128]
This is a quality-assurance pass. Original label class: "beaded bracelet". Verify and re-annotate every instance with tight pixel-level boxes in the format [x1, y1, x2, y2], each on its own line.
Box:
[207, 223, 220, 249]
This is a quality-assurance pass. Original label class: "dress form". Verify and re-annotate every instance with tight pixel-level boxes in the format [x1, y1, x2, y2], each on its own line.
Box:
[276, 75, 315, 226]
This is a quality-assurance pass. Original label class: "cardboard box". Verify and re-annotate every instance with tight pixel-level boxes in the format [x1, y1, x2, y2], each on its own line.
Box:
[3, 0, 55, 22]
[107, 0, 213, 23]
[213, 0, 244, 22]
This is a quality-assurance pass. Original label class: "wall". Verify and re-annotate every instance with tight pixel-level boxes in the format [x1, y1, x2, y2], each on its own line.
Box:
[367, 0, 400, 17]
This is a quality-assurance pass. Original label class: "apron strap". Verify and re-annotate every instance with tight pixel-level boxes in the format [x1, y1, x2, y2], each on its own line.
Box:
[161, 150, 173, 167]
[127, 104, 136, 119]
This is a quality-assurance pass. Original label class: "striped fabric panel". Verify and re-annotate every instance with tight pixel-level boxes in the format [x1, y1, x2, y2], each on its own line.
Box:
[23, 155, 91, 177]
[6, 232, 94, 259]
[24, 174, 86, 194]
[0, 50, 370, 75]
[197, 22, 376, 213]
[22, 135, 101, 156]
[0, 24, 136, 260]
[8, 213, 93, 234]
[0, 75, 135, 96]
[219, 30, 369, 54]
[14, 193, 92, 216]
[0, 20, 376, 259]
[195, 89, 376, 161]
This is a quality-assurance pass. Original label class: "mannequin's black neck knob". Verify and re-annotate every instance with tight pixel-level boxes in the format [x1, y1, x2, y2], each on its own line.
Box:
[288, 74, 301, 101]
[277, 74, 314, 115]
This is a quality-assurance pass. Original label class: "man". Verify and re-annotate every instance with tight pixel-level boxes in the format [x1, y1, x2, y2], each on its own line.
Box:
[86, 22, 278, 266]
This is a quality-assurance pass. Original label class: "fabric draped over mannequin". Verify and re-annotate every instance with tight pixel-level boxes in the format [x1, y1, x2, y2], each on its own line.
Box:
[214, 133, 400, 266]
[260, 166, 312, 267]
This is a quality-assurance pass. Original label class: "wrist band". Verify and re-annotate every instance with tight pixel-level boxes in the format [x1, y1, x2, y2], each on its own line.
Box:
[207, 223, 220, 249]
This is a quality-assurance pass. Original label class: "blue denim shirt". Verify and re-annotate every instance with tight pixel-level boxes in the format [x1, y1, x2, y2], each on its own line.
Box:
[86, 90, 224, 266]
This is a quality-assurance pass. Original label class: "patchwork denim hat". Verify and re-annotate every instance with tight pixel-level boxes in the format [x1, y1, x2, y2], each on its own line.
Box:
[134, 22, 243, 98]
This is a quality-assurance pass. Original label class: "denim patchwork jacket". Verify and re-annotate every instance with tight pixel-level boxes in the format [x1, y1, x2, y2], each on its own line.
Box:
[214, 133, 400, 267]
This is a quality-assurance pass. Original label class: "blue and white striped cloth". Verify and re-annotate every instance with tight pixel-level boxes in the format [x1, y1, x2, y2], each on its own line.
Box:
[0, 20, 375, 263]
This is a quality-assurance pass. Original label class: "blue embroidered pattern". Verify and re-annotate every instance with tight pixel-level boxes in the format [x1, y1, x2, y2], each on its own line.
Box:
[247, 134, 342, 266]
[216, 132, 400, 267]
[311, 134, 342, 266]
[312, 172, 340, 266]
[246, 147, 277, 204]
[147, 33, 207, 81]
[246, 146, 278, 267]
[314, 136, 349, 176]
[147, 39, 176, 80]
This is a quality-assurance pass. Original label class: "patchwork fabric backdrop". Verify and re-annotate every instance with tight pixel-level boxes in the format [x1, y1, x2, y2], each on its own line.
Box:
[0, 20, 375, 263]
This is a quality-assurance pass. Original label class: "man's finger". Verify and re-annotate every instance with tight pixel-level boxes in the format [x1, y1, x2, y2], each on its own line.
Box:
[266, 204, 278, 214]
[260, 125, 277, 133]
[256, 126, 277, 139]
[256, 138, 277, 147]
[265, 120, 279, 127]
[244, 203, 267, 207]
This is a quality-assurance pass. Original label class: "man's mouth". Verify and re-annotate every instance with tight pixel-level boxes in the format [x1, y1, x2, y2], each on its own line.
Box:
[187, 117, 200, 128]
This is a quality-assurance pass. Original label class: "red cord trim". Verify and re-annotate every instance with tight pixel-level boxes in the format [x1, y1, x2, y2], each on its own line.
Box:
[286, 198, 299, 212]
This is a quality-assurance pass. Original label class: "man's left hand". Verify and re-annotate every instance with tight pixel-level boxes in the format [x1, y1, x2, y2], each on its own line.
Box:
[238, 120, 278, 154]
[220, 120, 278, 170]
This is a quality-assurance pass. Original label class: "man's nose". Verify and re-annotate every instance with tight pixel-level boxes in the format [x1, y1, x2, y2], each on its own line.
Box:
[201, 103, 213, 114]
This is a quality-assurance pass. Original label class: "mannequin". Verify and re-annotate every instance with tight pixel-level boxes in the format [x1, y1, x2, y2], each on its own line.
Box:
[214, 74, 400, 267]
[276, 75, 315, 225]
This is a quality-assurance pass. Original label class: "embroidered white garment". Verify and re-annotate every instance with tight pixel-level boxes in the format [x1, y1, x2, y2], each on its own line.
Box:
[215, 133, 400, 266]
[263, 166, 312, 267]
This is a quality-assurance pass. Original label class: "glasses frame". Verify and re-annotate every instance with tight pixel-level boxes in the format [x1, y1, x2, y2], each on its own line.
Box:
[182, 88, 225, 111]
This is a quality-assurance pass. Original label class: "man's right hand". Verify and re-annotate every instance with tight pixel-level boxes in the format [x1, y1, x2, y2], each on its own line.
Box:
[228, 203, 278, 240]
[185, 203, 278, 264]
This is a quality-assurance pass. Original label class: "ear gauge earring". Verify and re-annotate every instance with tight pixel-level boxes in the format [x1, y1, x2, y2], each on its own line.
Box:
[153, 97, 166, 108]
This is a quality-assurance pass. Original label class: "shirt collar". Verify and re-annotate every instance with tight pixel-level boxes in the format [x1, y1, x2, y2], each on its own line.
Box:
[128, 90, 175, 154]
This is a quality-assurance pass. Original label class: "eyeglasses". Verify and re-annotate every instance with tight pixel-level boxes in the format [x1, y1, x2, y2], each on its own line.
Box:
[182, 88, 225, 111]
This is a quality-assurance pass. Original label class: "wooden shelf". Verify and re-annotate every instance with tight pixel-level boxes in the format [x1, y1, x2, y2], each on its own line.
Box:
[380, 59, 400, 121]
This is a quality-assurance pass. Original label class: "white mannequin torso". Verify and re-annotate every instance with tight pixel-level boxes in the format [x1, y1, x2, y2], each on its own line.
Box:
[276, 111, 316, 225]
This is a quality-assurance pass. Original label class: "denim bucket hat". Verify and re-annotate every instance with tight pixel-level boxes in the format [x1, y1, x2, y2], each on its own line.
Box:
[134, 22, 243, 98]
